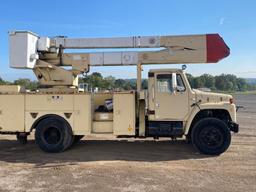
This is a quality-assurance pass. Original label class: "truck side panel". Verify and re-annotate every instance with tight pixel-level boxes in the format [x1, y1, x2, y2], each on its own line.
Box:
[74, 94, 92, 135]
[113, 93, 135, 136]
[0, 95, 25, 132]
[25, 94, 74, 132]
[25, 94, 73, 111]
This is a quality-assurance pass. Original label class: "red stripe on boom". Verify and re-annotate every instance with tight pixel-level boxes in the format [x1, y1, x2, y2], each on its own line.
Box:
[206, 34, 230, 63]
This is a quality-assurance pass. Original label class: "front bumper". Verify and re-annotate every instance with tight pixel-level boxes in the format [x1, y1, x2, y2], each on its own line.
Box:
[229, 121, 239, 133]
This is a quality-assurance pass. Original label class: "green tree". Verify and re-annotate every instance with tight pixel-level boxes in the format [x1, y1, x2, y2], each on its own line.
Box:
[215, 75, 226, 91]
[104, 76, 115, 89]
[186, 73, 195, 88]
[237, 78, 247, 91]
[225, 74, 237, 91]
[14, 78, 38, 90]
[115, 79, 126, 88]
[81, 72, 104, 90]
[226, 81, 233, 91]
[201, 74, 215, 89]
[0, 77, 6, 85]
[194, 77, 205, 88]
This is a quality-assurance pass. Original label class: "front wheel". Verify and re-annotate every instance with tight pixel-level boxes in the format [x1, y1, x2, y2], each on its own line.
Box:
[191, 118, 231, 155]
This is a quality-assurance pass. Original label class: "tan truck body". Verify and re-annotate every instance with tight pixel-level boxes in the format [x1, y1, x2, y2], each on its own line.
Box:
[0, 91, 136, 136]
[0, 31, 238, 154]
[0, 69, 236, 138]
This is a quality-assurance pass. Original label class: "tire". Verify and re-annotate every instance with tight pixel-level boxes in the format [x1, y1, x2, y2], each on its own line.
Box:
[35, 116, 73, 153]
[191, 117, 231, 155]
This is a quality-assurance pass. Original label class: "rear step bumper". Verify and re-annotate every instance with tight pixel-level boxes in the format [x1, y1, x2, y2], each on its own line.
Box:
[229, 121, 239, 133]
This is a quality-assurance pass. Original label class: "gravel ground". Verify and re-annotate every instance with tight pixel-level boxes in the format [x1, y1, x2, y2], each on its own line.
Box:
[0, 93, 255, 192]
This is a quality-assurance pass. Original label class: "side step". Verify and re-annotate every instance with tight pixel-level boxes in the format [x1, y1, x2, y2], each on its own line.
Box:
[146, 121, 184, 137]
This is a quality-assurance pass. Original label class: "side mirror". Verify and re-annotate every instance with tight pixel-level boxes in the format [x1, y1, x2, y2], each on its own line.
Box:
[172, 73, 177, 93]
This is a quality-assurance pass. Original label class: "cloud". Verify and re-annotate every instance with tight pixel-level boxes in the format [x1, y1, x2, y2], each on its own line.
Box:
[219, 17, 225, 26]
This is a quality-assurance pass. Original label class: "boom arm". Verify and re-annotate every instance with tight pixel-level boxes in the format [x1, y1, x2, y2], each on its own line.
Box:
[9, 31, 230, 87]
[45, 34, 229, 65]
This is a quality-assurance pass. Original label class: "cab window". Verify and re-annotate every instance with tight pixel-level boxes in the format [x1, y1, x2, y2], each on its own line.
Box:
[156, 73, 186, 93]
[177, 74, 186, 92]
[156, 74, 173, 93]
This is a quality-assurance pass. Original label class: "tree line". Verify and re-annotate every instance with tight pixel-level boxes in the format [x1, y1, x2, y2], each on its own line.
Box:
[80, 72, 147, 91]
[0, 77, 39, 90]
[80, 72, 256, 92]
[186, 74, 256, 92]
[0, 72, 255, 92]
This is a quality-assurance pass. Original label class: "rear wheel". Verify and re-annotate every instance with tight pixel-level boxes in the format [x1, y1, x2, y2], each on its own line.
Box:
[191, 117, 231, 155]
[35, 116, 73, 153]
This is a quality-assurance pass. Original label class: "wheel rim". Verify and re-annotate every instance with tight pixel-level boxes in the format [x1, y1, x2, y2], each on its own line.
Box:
[43, 127, 61, 145]
[199, 126, 224, 149]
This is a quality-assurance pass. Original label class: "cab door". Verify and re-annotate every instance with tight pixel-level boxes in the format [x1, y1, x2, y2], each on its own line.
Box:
[154, 72, 189, 120]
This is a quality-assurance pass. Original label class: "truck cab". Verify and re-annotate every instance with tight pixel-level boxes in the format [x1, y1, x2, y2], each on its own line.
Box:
[148, 69, 191, 122]
[145, 68, 239, 154]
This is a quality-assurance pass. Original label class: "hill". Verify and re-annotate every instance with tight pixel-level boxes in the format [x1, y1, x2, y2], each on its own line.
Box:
[246, 78, 256, 85]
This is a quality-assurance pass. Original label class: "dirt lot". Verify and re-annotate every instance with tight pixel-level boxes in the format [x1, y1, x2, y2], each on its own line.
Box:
[0, 94, 255, 192]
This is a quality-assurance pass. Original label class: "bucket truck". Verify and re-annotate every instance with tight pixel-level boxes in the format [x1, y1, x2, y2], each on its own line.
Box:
[0, 31, 238, 155]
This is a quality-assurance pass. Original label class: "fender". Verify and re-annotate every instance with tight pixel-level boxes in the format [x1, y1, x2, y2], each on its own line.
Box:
[26, 112, 73, 133]
[184, 102, 236, 135]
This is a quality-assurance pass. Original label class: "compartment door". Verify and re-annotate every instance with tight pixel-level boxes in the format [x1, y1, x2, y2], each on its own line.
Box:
[0, 95, 25, 132]
[113, 93, 135, 136]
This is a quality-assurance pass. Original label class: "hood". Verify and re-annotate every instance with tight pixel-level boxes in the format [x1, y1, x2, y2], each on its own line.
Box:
[193, 89, 232, 104]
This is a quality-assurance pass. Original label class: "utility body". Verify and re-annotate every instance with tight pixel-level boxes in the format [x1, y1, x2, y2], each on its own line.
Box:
[0, 31, 238, 154]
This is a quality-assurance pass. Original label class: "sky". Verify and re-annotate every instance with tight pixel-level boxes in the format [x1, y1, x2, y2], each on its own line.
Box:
[0, 0, 255, 81]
